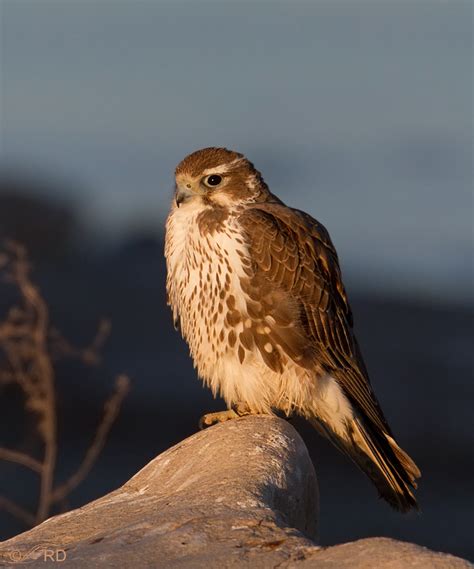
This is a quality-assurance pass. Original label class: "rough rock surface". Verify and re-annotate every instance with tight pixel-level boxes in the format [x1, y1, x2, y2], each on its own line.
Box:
[0, 416, 470, 568]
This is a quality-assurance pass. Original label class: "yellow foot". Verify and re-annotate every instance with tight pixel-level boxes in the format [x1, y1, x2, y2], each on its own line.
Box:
[198, 402, 253, 430]
[232, 401, 252, 416]
[198, 409, 239, 430]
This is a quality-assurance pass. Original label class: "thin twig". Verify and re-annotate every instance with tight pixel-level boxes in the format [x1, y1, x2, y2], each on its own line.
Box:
[0, 496, 35, 526]
[0, 448, 42, 474]
[51, 375, 130, 504]
[50, 319, 111, 365]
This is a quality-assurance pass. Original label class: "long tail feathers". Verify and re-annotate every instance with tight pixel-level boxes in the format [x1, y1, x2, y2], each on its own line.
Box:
[310, 417, 421, 512]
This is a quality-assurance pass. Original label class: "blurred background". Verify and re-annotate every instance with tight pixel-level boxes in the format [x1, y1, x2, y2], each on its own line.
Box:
[0, 0, 472, 561]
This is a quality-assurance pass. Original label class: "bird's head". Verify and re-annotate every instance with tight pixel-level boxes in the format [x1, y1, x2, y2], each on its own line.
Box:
[173, 147, 270, 209]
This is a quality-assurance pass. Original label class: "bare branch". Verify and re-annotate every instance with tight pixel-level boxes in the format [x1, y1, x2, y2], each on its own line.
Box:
[0, 448, 42, 474]
[0, 496, 35, 526]
[51, 375, 130, 504]
[50, 319, 111, 365]
[0, 242, 130, 527]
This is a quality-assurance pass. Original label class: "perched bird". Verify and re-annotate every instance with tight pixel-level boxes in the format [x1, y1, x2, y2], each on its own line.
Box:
[165, 147, 420, 512]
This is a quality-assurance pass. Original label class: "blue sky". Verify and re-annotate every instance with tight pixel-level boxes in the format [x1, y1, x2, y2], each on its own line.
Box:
[1, 1, 472, 301]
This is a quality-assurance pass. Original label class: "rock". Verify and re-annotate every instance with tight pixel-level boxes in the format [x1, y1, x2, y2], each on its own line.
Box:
[0, 416, 470, 568]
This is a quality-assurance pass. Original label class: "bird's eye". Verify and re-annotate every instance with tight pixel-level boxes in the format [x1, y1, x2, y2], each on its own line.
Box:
[203, 174, 222, 187]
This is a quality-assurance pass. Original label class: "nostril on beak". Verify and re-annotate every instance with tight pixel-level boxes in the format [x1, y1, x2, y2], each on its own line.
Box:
[175, 183, 194, 207]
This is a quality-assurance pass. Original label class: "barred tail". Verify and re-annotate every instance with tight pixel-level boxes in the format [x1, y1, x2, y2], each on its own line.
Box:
[310, 416, 421, 512]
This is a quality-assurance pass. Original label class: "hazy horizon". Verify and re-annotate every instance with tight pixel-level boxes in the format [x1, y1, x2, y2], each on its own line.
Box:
[1, 1, 472, 301]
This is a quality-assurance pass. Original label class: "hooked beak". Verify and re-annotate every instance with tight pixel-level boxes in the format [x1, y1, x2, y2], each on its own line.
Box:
[175, 185, 194, 207]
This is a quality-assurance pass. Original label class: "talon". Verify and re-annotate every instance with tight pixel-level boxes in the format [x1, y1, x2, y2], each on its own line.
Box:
[198, 409, 239, 430]
[232, 401, 252, 417]
[198, 414, 215, 430]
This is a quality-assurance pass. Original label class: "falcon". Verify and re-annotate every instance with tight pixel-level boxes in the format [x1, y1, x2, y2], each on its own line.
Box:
[165, 147, 420, 511]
